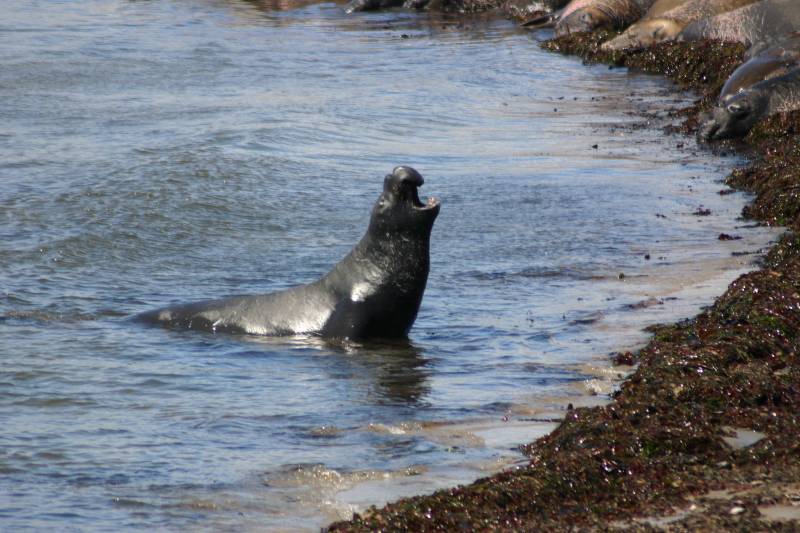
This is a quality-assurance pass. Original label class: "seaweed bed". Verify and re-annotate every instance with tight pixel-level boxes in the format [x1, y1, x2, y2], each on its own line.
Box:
[329, 32, 800, 531]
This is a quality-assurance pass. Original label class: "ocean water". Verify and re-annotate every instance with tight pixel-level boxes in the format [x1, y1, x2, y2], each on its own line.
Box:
[0, 1, 780, 531]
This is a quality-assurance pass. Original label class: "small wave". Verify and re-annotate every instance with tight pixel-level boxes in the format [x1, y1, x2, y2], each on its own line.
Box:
[464, 266, 607, 282]
[67, 473, 131, 488]
[366, 420, 486, 449]
[567, 310, 605, 326]
[624, 297, 666, 310]
[261, 462, 426, 491]
[0, 310, 98, 323]
[306, 425, 343, 438]
[111, 497, 149, 509]
[366, 422, 419, 436]
[12, 396, 97, 408]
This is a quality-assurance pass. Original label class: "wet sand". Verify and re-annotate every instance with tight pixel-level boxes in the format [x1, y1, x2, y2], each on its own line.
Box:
[328, 25, 800, 533]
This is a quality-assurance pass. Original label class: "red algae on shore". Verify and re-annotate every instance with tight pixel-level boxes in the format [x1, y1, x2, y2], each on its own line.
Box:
[328, 32, 800, 533]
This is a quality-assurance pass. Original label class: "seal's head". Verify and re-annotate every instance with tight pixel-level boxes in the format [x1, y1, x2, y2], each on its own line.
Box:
[368, 166, 440, 236]
[556, 5, 617, 36]
[601, 18, 683, 51]
[698, 90, 770, 141]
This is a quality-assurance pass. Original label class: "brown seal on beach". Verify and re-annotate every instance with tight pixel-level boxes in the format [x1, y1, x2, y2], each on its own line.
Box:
[601, 0, 759, 51]
[720, 34, 800, 100]
[553, 0, 658, 36]
[678, 0, 800, 49]
[641, 0, 688, 18]
[699, 66, 800, 140]
[523, 0, 657, 33]
[511, 0, 572, 25]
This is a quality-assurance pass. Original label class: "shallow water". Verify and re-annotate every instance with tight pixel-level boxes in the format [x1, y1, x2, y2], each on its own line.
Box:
[0, 1, 781, 531]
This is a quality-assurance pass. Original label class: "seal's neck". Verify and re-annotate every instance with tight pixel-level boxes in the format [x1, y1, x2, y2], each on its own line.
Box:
[321, 230, 430, 295]
[360, 228, 429, 254]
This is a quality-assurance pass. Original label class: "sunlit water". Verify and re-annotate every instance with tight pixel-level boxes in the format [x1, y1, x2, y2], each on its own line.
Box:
[0, 1, 781, 531]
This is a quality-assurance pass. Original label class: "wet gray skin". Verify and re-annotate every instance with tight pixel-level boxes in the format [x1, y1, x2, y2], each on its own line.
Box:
[699, 67, 800, 140]
[679, 0, 800, 48]
[136, 166, 441, 339]
[601, 0, 759, 51]
[720, 39, 800, 100]
[554, 0, 656, 36]
[345, 0, 429, 13]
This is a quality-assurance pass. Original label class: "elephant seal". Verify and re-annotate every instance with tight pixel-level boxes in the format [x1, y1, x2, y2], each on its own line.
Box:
[699, 67, 800, 140]
[601, 0, 758, 51]
[641, 0, 686, 18]
[720, 35, 800, 100]
[678, 0, 800, 49]
[553, 0, 657, 36]
[512, 0, 572, 25]
[524, 0, 675, 30]
[345, 0, 428, 13]
[136, 166, 441, 339]
[746, 32, 800, 61]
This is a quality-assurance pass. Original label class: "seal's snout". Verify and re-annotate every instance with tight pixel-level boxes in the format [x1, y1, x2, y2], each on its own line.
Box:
[697, 111, 720, 141]
[391, 166, 424, 187]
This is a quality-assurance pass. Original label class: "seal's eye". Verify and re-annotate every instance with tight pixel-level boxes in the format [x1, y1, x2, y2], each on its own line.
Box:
[727, 102, 747, 115]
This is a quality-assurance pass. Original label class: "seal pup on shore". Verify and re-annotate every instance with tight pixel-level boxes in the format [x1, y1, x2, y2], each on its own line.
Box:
[699, 67, 800, 140]
[678, 0, 800, 49]
[135, 166, 440, 339]
[600, 0, 759, 51]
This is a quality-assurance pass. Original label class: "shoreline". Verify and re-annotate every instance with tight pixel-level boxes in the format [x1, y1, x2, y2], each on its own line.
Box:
[328, 27, 800, 532]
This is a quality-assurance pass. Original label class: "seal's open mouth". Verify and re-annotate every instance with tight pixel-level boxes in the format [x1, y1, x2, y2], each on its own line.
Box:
[388, 166, 440, 213]
[409, 184, 440, 211]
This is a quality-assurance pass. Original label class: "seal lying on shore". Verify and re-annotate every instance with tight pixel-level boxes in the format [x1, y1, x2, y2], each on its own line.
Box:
[511, 0, 572, 25]
[678, 0, 800, 49]
[552, 0, 658, 37]
[719, 35, 800, 100]
[600, 0, 758, 51]
[640, 0, 688, 18]
[522, 0, 680, 31]
[136, 166, 441, 339]
[699, 67, 800, 140]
